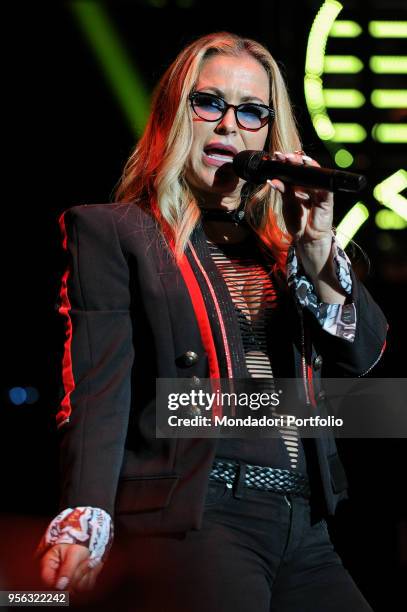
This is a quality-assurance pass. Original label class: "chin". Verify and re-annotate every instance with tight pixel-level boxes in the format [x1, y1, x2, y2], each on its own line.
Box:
[207, 166, 239, 188]
[187, 164, 240, 197]
[200, 180, 239, 197]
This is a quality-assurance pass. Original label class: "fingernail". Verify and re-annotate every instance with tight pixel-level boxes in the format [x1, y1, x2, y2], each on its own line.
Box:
[56, 576, 69, 590]
[267, 180, 276, 190]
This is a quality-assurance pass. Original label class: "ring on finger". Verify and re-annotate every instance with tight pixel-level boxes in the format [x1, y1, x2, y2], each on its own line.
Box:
[293, 150, 313, 165]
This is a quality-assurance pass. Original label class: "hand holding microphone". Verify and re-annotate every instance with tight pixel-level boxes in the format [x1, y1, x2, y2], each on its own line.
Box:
[234, 150, 337, 243]
[234, 150, 342, 283]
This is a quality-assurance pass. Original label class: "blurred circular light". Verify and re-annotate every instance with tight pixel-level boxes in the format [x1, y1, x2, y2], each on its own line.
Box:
[335, 149, 354, 167]
[9, 387, 27, 405]
[375, 210, 407, 230]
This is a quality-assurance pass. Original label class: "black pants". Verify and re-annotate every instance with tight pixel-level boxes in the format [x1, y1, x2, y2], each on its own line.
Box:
[72, 482, 373, 612]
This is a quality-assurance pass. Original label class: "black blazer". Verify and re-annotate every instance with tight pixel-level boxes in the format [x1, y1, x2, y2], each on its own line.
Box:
[55, 202, 388, 535]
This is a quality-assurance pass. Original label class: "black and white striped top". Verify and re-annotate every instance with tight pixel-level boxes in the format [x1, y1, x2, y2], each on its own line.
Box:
[207, 236, 305, 472]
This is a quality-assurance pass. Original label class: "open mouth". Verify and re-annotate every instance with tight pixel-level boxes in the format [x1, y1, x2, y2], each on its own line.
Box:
[204, 149, 235, 161]
[203, 145, 237, 164]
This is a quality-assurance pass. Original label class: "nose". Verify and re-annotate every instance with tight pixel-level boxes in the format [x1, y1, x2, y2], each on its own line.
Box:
[215, 107, 238, 133]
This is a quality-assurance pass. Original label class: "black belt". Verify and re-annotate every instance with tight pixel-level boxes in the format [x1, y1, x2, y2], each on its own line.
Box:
[209, 458, 310, 498]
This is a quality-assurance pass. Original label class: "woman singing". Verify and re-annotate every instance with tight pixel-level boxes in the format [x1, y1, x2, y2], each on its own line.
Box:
[36, 31, 387, 611]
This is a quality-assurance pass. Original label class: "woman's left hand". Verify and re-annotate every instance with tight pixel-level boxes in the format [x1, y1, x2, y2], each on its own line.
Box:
[268, 150, 334, 280]
[268, 151, 348, 304]
[268, 150, 333, 245]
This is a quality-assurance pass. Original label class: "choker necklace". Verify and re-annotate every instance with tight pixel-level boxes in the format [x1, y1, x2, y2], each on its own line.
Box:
[200, 202, 246, 226]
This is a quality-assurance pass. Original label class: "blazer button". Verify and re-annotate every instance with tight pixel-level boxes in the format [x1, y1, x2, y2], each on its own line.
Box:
[313, 355, 323, 370]
[182, 351, 199, 366]
[317, 390, 326, 401]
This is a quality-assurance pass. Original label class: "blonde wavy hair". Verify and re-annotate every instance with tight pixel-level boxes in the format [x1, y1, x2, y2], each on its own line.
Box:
[114, 31, 302, 269]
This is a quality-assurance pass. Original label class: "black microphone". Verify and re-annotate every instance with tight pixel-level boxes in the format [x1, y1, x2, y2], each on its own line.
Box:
[232, 150, 367, 193]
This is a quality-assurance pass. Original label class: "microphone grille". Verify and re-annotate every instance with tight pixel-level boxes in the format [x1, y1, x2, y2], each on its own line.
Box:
[233, 150, 267, 181]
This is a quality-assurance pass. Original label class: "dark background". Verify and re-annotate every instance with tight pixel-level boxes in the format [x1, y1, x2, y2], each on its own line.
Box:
[1, 1, 406, 609]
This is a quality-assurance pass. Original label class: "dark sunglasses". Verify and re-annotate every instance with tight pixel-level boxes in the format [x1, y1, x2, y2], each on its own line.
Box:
[189, 91, 275, 132]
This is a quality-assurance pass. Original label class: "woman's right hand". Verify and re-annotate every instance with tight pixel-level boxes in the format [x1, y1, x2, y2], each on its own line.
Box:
[39, 543, 104, 593]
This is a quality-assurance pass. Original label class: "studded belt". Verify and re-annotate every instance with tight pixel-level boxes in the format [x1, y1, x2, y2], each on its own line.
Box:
[209, 458, 311, 498]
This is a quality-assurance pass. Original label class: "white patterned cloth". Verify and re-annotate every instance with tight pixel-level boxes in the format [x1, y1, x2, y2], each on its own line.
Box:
[35, 506, 113, 568]
[287, 235, 356, 342]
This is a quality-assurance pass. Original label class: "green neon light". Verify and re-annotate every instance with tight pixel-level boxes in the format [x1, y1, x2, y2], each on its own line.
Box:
[377, 170, 407, 198]
[324, 89, 365, 108]
[305, 0, 343, 76]
[374, 171, 407, 200]
[371, 90, 407, 108]
[336, 203, 369, 249]
[369, 21, 407, 38]
[375, 210, 407, 230]
[314, 114, 336, 140]
[329, 20, 362, 37]
[306, 5, 406, 246]
[323, 55, 363, 73]
[331, 124, 367, 142]
[304, 0, 342, 144]
[334, 149, 354, 168]
[70, 1, 150, 137]
[370, 56, 407, 74]
[374, 170, 407, 221]
[304, 76, 325, 110]
[382, 195, 407, 220]
[372, 124, 407, 143]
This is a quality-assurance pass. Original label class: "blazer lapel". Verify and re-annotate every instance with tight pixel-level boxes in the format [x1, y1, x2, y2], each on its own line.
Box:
[186, 222, 249, 379]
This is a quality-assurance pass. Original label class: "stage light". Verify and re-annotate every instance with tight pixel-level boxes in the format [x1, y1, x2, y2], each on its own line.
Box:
[372, 124, 407, 143]
[329, 20, 362, 38]
[368, 21, 407, 38]
[334, 149, 354, 168]
[370, 56, 407, 74]
[304, 1, 345, 147]
[305, 0, 342, 79]
[336, 203, 370, 249]
[313, 114, 335, 140]
[331, 123, 367, 142]
[375, 210, 407, 230]
[324, 56, 363, 73]
[9, 387, 27, 406]
[371, 90, 407, 108]
[304, 76, 325, 110]
[304, 2, 368, 153]
[324, 89, 365, 108]
[70, 2, 150, 137]
[373, 170, 407, 220]
[305, 1, 406, 255]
